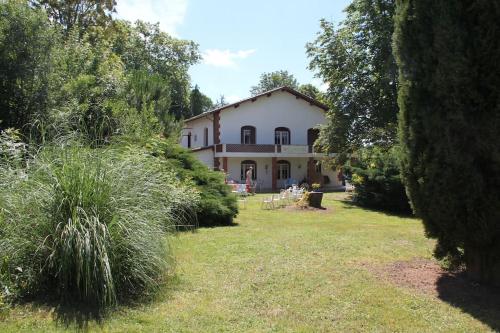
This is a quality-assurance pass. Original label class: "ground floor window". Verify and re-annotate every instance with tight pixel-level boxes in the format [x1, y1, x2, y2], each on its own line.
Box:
[241, 160, 256, 181]
[277, 160, 290, 180]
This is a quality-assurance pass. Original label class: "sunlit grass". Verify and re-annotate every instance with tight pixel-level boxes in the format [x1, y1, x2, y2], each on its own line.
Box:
[0, 193, 495, 332]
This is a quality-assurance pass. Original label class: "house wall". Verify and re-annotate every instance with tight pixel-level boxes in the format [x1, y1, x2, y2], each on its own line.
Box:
[193, 149, 214, 169]
[181, 116, 213, 149]
[219, 91, 326, 145]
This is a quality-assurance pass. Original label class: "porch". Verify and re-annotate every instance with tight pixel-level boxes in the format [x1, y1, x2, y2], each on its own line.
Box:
[220, 156, 341, 192]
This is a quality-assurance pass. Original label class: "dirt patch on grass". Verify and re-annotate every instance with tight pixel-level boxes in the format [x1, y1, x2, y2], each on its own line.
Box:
[365, 258, 500, 329]
[370, 258, 446, 296]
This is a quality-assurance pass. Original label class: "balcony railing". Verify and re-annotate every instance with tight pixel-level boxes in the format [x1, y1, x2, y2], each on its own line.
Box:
[215, 144, 319, 154]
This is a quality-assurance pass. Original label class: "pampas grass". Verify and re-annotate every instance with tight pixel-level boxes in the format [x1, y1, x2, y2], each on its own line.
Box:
[0, 143, 198, 310]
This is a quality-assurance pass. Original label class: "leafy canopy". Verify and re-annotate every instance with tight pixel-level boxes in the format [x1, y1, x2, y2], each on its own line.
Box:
[307, 0, 398, 164]
[250, 70, 299, 95]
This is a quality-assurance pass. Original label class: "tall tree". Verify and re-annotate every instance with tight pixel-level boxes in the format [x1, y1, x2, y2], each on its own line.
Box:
[189, 85, 213, 117]
[307, 0, 398, 164]
[394, 0, 500, 284]
[0, 1, 56, 132]
[30, 0, 116, 33]
[298, 83, 323, 101]
[250, 70, 299, 95]
[111, 20, 200, 119]
[213, 95, 228, 108]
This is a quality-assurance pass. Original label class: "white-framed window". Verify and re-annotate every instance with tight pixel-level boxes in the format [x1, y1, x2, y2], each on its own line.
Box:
[277, 160, 290, 180]
[243, 129, 252, 144]
[241, 160, 257, 180]
[241, 126, 256, 144]
[275, 127, 290, 145]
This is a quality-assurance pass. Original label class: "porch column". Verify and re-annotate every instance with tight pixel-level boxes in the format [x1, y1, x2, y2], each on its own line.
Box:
[214, 157, 220, 170]
[222, 157, 228, 172]
[272, 157, 277, 191]
[307, 157, 314, 183]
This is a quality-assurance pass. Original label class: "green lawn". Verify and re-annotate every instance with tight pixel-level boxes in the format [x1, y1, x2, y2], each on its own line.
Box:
[1, 193, 497, 332]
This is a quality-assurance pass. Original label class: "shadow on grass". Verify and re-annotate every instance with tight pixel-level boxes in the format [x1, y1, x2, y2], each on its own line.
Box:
[336, 196, 415, 219]
[197, 222, 239, 229]
[21, 274, 183, 331]
[436, 272, 500, 331]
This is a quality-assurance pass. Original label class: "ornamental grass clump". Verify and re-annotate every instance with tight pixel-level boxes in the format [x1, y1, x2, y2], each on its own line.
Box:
[0, 144, 198, 311]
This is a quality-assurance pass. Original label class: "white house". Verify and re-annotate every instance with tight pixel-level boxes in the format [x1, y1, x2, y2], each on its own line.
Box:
[181, 86, 341, 191]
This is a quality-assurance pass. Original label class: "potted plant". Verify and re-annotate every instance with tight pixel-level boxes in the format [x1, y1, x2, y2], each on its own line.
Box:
[311, 183, 321, 192]
[308, 183, 323, 208]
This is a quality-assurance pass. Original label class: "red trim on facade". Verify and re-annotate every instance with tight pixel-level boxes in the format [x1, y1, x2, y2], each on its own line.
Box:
[213, 110, 221, 144]
[222, 157, 228, 173]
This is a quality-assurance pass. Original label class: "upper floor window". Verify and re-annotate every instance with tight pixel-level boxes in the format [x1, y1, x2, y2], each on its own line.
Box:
[307, 128, 320, 146]
[241, 126, 256, 144]
[275, 127, 290, 145]
[203, 127, 209, 146]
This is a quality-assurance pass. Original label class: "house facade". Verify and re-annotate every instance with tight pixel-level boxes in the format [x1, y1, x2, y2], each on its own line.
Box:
[181, 87, 341, 191]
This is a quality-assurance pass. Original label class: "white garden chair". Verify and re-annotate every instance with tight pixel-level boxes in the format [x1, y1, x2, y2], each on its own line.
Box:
[272, 194, 281, 208]
[261, 195, 274, 210]
[345, 181, 355, 192]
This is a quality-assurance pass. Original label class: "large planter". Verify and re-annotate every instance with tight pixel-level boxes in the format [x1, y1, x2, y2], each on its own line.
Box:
[308, 191, 324, 208]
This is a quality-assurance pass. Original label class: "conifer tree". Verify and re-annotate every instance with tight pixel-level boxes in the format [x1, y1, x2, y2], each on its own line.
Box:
[394, 0, 500, 285]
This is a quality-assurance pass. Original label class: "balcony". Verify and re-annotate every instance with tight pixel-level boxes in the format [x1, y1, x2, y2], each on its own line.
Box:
[214, 144, 323, 156]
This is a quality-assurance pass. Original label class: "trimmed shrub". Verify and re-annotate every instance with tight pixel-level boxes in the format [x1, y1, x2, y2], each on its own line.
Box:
[0, 144, 198, 310]
[147, 139, 238, 227]
[347, 146, 411, 214]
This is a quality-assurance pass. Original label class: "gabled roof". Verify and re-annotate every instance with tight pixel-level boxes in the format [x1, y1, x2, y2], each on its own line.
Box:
[184, 86, 328, 123]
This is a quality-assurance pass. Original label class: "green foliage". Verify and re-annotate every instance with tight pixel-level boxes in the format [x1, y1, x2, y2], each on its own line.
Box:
[250, 70, 299, 95]
[111, 20, 200, 119]
[0, 128, 27, 169]
[298, 84, 323, 101]
[44, 29, 125, 143]
[347, 147, 411, 214]
[0, 1, 56, 131]
[394, 0, 500, 281]
[30, 0, 116, 34]
[0, 144, 199, 310]
[307, 0, 398, 164]
[148, 139, 238, 227]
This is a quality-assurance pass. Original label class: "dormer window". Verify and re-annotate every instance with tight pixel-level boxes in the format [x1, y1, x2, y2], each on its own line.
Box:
[241, 126, 256, 144]
[275, 127, 290, 145]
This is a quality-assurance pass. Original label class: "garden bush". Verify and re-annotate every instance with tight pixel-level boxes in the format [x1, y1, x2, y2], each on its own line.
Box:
[147, 139, 238, 227]
[0, 143, 198, 311]
[346, 146, 411, 214]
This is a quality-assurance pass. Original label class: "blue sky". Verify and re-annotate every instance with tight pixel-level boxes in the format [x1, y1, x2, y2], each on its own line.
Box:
[116, 0, 351, 103]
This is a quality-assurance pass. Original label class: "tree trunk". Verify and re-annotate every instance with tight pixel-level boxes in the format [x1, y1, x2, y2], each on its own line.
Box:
[465, 246, 500, 287]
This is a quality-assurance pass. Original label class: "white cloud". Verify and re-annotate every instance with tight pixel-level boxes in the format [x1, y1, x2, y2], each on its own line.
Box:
[115, 0, 187, 36]
[202, 49, 256, 68]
